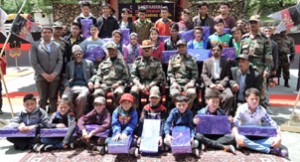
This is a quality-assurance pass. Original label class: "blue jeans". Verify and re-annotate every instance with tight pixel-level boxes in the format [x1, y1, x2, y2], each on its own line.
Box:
[240, 135, 275, 153]
[41, 136, 77, 149]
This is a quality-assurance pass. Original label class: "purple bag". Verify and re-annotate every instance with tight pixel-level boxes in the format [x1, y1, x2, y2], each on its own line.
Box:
[140, 119, 161, 154]
[179, 29, 194, 43]
[196, 115, 231, 135]
[224, 28, 231, 34]
[162, 50, 177, 64]
[238, 126, 277, 137]
[222, 48, 236, 60]
[80, 19, 93, 39]
[0, 128, 36, 137]
[187, 49, 210, 62]
[85, 124, 109, 138]
[108, 136, 132, 154]
[120, 29, 130, 45]
[40, 128, 73, 137]
[171, 126, 192, 154]
[84, 46, 105, 62]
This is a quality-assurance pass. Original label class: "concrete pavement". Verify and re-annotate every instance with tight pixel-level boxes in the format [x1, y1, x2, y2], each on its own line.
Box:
[0, 66, 299, 162]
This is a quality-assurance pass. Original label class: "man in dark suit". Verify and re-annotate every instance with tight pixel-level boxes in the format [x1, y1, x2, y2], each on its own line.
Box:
[202, 44, 234, 115]
[63, 45, 95, 118]
[30, 26, 63, 113]
[230, 54, 261, 113]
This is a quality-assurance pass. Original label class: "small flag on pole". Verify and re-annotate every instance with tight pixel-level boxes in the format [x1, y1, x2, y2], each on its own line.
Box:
[0, 8, 8, 34]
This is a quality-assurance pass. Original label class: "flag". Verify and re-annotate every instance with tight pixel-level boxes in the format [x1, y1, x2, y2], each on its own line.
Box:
[0, 8, 8, 34]
[11, 14, 33, 40]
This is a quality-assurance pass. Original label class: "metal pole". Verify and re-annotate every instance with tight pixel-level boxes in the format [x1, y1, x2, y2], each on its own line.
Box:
[0, 0, 28, 118]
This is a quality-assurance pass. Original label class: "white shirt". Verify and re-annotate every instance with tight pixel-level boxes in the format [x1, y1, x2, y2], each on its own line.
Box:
[212, 57, 221, 79]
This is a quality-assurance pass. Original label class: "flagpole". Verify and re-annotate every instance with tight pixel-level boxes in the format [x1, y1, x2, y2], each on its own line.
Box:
[0, 0, 28, 118]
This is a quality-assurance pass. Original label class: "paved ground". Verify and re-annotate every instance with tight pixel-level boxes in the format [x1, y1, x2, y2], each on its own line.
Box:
[0, 66, 300, 162]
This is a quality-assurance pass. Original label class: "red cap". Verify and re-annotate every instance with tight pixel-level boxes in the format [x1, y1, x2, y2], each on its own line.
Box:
[119, 93, 134, 104]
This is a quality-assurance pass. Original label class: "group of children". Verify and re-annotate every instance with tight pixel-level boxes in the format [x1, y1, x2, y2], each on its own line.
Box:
[5, 87, 287, 158]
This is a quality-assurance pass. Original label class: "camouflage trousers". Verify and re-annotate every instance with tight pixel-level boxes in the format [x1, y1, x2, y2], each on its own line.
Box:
[260, 77, 269, 108]
[170, 83, 197, 102]
[93, 84, 125, 103]
[277, 60, 290, 79]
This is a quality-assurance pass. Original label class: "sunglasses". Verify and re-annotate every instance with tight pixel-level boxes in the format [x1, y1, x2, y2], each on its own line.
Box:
[94, 103, 105, 106]
[143, 47, 151, 50]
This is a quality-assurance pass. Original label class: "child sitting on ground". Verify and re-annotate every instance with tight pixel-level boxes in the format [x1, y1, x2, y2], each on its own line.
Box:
[232, 88, 288, 157]
[164, 95, 200, 157]
[194, 89, 235, 153]
[136, 87, 168, 153]
[6, 94, 50, 151]
[77, 96, 111, 154]
[107, 93, 138, 157]
[37, 99, 77, 151]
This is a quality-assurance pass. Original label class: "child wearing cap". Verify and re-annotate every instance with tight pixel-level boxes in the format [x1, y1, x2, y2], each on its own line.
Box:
[108, 93, 139, 156]
[193, 89, 236, 154]
[136, 87, 168, 153]
[77, 96, 111, 154]
[164, 95, 200, 157]
[6, 94, 50, 151]
[37, 99, 77, 152]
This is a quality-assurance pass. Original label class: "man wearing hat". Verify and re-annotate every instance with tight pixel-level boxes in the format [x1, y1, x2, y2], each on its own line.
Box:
[30, 26, 63, 113]
[240, 15, 273, 113]
[275, 30, 295, 87]
[96, 3, 119, 38]
[63, 45, 95, 118]
[130, 40, 164, 108]
[229, 54, 261, 111]
[167, 39, 198, 108]
[90, 41, 130, 103]
[52, 21, 67, 55]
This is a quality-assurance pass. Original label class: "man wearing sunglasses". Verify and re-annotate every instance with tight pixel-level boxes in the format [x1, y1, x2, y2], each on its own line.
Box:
[131, 40, 164, 108]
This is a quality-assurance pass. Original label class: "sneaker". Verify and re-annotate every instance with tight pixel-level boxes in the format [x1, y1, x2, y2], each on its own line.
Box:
[44, 144, 53, 151]
[224, 145, 236, 154]
[134, 148, 140, 158]
[98, 146, 105, 155]
[266, 108, 273, 115]
[69, 143, 74, 149]
[33, 144, 45, 152]
[270, 148, 288, 157]
[192, 148, 200, 158]
[13, 145, 20, 150]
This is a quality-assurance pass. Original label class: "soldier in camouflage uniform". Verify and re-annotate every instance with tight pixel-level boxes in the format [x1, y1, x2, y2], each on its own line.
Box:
[91, 41, 130, 103]
[240, 15, 273, 112]
[167, 39, 198, 108]
[131, 40, 164, 108]
[275, 30, 295, 87]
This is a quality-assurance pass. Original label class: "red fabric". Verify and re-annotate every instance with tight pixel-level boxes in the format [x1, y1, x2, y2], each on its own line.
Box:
[0, 57, 6, 76]
[119, 93, 134, 103]
[151, 41, 165, 61]
[144, 103, 166, 112]
[155, 18, 173, 36]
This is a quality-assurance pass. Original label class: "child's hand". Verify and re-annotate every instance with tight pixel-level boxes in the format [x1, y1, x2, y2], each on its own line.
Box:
[120, 133, 128, 140]
[228, 116, 234, 123]
[87, 130, 95, 139]
[112, 134, 121, 142]
[158, 136, 163, 146]
[165, 134, 173, 144]
[137, 137, 141, 146]
[82, 129, 88, 138]
[56, 123, 67, 128]
[193, 117, 200, 125]
[18, 123, 26, 132]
